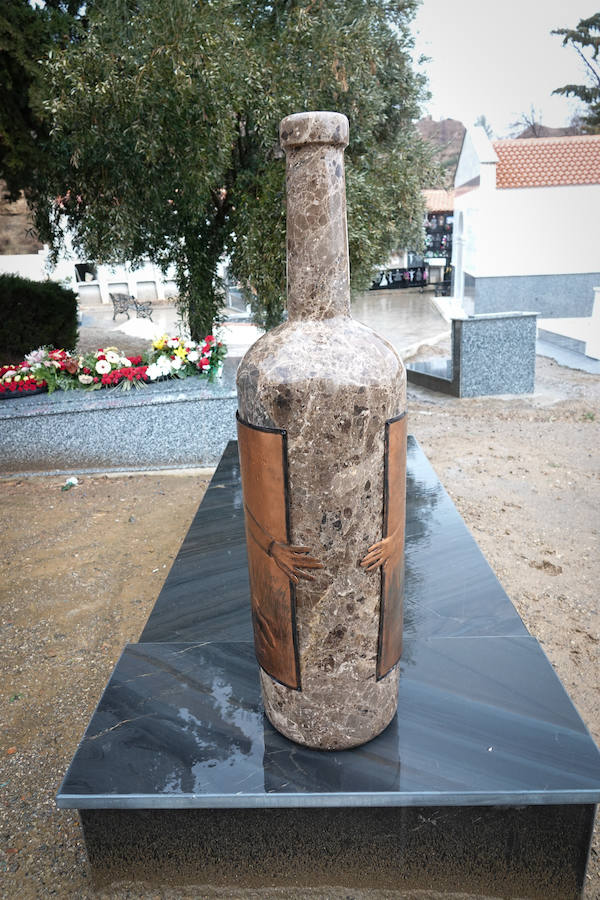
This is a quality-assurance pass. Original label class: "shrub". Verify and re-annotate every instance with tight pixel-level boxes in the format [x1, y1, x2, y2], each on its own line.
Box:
[0, 273, 78, 358]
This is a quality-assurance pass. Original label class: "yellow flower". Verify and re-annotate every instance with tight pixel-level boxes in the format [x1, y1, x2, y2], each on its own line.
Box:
[152, 334, 168, 350]
[175, 346, 187, 359]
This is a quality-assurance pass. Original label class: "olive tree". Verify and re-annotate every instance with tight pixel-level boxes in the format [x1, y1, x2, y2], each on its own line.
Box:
[36, 0, 434, 336]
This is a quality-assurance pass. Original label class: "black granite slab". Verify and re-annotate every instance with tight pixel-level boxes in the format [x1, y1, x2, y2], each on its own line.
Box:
[58, 437, 600, 895]
[406, 357, 458, 395]
[79, 804, 596, 897]
[140, 437, 527, 643]
[57, 638, 600, 809]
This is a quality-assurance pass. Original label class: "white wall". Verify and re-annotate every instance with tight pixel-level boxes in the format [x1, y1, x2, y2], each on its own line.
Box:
[454, 182, 600, 279]
[0, 250, 48, 281]
[0, 240, 178, 306]
[454, 127, 498, 189]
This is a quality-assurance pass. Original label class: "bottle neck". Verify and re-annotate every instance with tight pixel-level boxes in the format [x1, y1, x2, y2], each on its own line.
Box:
[285, 142, 351, 321]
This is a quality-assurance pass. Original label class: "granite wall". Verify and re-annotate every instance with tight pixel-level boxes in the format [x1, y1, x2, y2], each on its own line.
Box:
[464, 271, 599, 319]
[0, 368, 238, 474]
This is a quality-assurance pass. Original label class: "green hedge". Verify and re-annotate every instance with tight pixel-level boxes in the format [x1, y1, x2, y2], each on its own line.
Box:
[0, 273, 78, 358]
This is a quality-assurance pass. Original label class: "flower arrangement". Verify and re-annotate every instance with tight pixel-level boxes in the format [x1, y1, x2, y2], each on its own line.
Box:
[0, 364, 47, 396]
[0, 334, 225, 398]
[146, 334, 225, 381]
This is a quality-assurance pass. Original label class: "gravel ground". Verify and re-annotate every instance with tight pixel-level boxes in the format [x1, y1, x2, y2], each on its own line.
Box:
[1, 349, 599, 898]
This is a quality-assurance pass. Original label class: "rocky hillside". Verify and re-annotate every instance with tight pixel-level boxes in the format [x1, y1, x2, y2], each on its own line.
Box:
[0, 182, 43, 255]
[417, 116, 466, 187]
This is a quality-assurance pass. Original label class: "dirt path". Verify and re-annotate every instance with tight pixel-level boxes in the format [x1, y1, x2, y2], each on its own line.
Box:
[1, 352, 599, 898]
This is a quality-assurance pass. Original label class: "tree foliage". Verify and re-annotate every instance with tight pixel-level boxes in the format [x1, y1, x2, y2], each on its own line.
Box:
[0, 0, 84, 201]
[33, 0, 434, 336]
[552, 13, 600, 134]
[509, 105, 545, 138]
[474, 114, 493, 139]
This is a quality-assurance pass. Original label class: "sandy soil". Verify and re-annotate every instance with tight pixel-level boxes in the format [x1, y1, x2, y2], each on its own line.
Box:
[1, 350, 599, 898]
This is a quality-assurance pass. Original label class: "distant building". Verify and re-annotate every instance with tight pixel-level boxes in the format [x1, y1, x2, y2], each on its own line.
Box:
[452, 129, 600, 318]
[0, 183, 177, 305]
[0, 234, 178, 306]
[370, 189, 454, 292]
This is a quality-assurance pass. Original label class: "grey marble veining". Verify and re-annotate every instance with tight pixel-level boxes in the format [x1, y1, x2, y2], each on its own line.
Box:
[236, 111, 406, 748]
[57, 435, 600, 896]
[57, 637, 600, 809]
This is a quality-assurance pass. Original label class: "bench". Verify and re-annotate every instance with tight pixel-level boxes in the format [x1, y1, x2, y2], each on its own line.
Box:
[109, 293, 154, 322]
[109, 292, 131, 321]
[132, 299, 153, 321]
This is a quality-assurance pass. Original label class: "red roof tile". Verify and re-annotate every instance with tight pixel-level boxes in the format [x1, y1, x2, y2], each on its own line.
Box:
[423, 188, 454, 211]
[492, 135, 600, 189]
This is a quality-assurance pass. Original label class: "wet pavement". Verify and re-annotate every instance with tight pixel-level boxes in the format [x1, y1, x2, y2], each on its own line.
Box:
[351, 289, 448, 357]
[78, 289, 449, 360]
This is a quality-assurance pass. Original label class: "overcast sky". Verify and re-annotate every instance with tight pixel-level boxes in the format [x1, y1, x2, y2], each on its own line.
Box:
[411, 1, 599, 136]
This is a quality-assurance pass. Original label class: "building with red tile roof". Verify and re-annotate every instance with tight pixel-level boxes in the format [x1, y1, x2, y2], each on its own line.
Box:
[452, 128, 600, 321]
[492, 136, 600, 190]
[423, 188, 454, 212]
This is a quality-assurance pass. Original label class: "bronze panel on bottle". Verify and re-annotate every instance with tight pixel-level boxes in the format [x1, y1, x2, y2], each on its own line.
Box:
[236, 415, 299, 689]
[237, 414, 324, 691]
[378, 412, 407, 679]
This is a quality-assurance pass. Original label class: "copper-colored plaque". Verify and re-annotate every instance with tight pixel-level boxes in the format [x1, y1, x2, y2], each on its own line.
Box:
[377, 412, 407, 679]
[238, 414, 323, 690]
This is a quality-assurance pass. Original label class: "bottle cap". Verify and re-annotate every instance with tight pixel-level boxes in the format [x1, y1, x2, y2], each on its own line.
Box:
[280, 112, 349, 150]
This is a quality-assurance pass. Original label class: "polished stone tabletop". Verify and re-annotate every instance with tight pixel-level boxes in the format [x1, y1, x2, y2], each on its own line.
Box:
[58, 637, 600, 808]
[57, 438, 600, 810]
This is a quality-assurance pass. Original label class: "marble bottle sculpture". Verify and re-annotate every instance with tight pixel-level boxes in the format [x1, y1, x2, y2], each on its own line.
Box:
[236, 111, 406, 750]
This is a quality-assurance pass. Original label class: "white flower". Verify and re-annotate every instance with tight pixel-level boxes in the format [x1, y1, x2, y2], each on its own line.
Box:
[187, 340, 197, 350]
[78, 374, 94, 384]
[187, 350, 199, 363]
[171, 357, 183, 370]
[167, 338, 179, 348]
[25, 348, 46, 366]
[105, 350, 120, 364]
[145, 363, 162, 381]
[95, 359, 111, 374]
[3, 370, 17, 379]
[157, 355, 172, 372]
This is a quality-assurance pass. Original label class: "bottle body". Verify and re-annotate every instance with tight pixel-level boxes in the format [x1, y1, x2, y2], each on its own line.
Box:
[236, 112, 406, 749]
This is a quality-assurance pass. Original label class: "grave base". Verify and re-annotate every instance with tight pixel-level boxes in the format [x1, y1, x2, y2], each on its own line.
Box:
[57, 440, 600, 898]
[81, 804, 595, 897]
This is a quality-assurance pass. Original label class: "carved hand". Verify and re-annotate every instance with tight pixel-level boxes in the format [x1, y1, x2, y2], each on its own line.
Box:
[360, 526, 402, 572]
[270, 542, 324, 584]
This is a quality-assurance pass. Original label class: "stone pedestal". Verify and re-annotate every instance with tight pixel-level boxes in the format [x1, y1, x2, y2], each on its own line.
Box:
[57, 440, 600, 897]
[236, 112, 406, 749]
